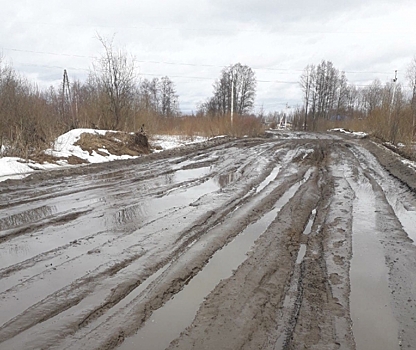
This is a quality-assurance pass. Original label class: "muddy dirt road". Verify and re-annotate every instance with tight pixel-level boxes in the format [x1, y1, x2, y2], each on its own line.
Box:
[1, 132, 416, 350]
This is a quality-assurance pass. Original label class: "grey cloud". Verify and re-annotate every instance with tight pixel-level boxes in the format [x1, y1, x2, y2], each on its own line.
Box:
[1, 0, 416, 113]
[209, 0, 391, 23]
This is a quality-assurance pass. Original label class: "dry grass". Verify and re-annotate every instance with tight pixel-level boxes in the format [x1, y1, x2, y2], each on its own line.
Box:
[30, 152, 86, 165]
[67, 155, 88, 165]
[75, 131, 150, 157]
[150, 114, 265, 138]
[301, 110, 414, 146]
[296, 111, 416, 160]
[0, 60, 264, 158]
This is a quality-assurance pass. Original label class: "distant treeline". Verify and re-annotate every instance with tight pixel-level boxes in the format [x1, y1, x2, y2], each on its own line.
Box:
[293, 59, 416, 145]
[0, 38, 181, 158]
[0, 36, 266, 158]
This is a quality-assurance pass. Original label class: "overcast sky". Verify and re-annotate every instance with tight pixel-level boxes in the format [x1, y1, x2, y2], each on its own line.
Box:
[1, 0, 416, 114]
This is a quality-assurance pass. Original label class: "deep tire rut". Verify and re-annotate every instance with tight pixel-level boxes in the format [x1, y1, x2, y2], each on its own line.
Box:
[1, 134, 416, 350]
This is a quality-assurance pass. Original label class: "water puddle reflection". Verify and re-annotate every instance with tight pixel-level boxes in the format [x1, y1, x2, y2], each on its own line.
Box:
[216, 172, 238, 188]
[303, 209, 316, 236]
[0, 205, 55, 231]
[296, 244, 307, 264]
[387, 195, 416, 244]
[256, 165, 281, 194]
[113, 178, 220, 227]
[349, 181, 400, 350]
[118, 182, 302, 350]
[173, 167, 211, 183]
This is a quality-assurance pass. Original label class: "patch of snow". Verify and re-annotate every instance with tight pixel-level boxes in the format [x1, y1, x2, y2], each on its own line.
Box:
[302, 149, 314, 159]
[328, 128, 368, 138]
[44, 128, 140, 164]
[0, 157, 34, 181]
[46, 129, 109, 161]
[402, 159, 416, 171]
[151, 135, 209, 152]
[0, 129, 210, 182]
[56, 159, 69, 166]
[265, 130, 325, 140]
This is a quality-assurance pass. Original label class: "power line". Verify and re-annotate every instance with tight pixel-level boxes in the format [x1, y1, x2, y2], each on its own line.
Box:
[10, 63, 391, 89]
[14, 62, 89, 72]
[2, 47, 394, 76]
[11, 62, 299, 83]
[2, 47, 297, 72]
[2, 47, 93, 59]
[11, 20, 416, 35]
[17, 20, 266, 34]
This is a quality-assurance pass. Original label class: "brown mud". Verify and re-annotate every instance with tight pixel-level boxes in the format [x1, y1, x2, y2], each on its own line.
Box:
[0, 132, 415, 350]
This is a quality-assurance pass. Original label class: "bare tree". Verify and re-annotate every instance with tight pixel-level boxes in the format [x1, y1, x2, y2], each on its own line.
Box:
[203, 63, 256, 116]
[300, 64, 315, 130]
[299, 60, 352, 129]
[407, 56, 416, 138]
[139, 78, 160, 113]
[362, 79, 383, 115]
[90, 35, 138, 130]
[159, 76, 179, 117]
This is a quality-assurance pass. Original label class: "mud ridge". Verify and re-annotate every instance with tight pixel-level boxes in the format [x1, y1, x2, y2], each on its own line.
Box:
[2, 135, 416, 350]
[167, 170, 321, 350]
[0, 209, 92, 243]
[58, 168, 314, 350]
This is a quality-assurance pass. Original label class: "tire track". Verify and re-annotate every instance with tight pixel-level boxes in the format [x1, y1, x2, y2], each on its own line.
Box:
[1, 135, 415, 350]
[0, 140, 304, 349]
[166, 168, 320, 350]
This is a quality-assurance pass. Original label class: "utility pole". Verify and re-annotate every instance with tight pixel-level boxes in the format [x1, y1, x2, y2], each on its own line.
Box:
[392, 70, 398, 103]
[230, 71, 234, 129]
[285, 103, 290, 129]
[390, 70, 398, 143]
[390, 70, 398, 120]
[304, 73, 309, 131]
[62, 69, 75, 128]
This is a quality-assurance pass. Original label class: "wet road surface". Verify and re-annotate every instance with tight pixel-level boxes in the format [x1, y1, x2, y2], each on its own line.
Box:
[1, 133, 416, 349]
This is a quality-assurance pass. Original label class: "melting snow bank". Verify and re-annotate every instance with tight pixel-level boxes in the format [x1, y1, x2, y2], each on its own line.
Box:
[0, 157, 40, 181]
[328, 128, 368, 138]
[401, 159, 416, 171]
[0, 129, 211, 182]
[150, 134, 224, 151]
[45, 128, 139, 164]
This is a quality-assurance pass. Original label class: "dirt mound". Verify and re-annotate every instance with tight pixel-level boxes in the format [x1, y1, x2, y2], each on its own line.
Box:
[30, 152, 86, 166]
[75, 131, 150, 158]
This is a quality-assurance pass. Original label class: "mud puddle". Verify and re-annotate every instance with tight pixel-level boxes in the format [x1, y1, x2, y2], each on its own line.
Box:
[295, 244, 307, 264]
[117, 183, 303, 350]
[0, 167, 220, 267]
[0, 205, 55, 229]
[386, 194, 416, 244]
[349, 181, 400, 350]
[121, 179, 219, 221]
[302, 208, 316, 236]
[0, 168, 222, 319]
[255, 164, 281, 194]
[113, 167, 220, 225]
[0, 260, 173, 350]
[171, 166, 211, 183]
[170, 157, 216, 171]
[0, 214, 105, 276]
[294, 208, 315, 264]
[396, 209, 416, 244]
